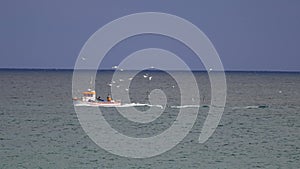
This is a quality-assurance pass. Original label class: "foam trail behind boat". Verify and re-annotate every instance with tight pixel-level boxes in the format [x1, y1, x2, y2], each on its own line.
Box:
[170, 105, 202, 108]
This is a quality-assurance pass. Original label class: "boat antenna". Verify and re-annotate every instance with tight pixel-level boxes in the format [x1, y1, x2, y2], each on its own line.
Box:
[89, 76, 93, 90]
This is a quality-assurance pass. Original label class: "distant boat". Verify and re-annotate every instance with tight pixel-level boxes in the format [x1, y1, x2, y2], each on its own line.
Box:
[73, 89, 121, 107]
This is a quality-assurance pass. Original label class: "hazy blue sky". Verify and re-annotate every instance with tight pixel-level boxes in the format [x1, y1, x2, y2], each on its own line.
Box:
[1, 0, 300, 71]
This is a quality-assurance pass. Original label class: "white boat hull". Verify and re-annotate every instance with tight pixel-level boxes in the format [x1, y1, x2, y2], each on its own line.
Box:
[74, 100, 121, 107]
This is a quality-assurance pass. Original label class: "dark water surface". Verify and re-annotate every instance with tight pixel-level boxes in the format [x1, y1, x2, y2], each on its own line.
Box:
[0, 70, 299, 168]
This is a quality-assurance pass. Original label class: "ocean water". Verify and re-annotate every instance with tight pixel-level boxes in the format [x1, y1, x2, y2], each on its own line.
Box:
[0, 70, 299, 168]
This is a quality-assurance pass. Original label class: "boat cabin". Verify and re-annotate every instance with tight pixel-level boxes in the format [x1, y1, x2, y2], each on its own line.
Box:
[82, 89, 96, 102]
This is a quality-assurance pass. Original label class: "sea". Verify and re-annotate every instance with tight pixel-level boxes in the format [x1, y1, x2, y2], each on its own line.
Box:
[0, 69, 299, 169]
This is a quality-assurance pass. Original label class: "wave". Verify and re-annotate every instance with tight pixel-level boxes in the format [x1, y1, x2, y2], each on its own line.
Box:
[116, 103, 164, 109]
[170, 104, 269, 109]
[233, 105, 269, 109]
[245, 105, 269, 109]
[170, 105, 203, 108]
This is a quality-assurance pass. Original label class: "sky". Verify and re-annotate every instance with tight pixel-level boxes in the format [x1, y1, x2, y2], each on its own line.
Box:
[1, 0, 300, 71]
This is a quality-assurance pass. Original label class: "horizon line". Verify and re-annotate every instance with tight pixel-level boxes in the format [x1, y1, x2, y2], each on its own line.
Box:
[0, 68, 299, 73]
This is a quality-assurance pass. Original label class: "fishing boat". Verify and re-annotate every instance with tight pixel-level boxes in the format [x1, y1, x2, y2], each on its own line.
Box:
[73, 89, 121, 107]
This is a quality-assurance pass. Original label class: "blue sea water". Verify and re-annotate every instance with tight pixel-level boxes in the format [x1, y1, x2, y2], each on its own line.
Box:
[0, 70, 299, 168]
